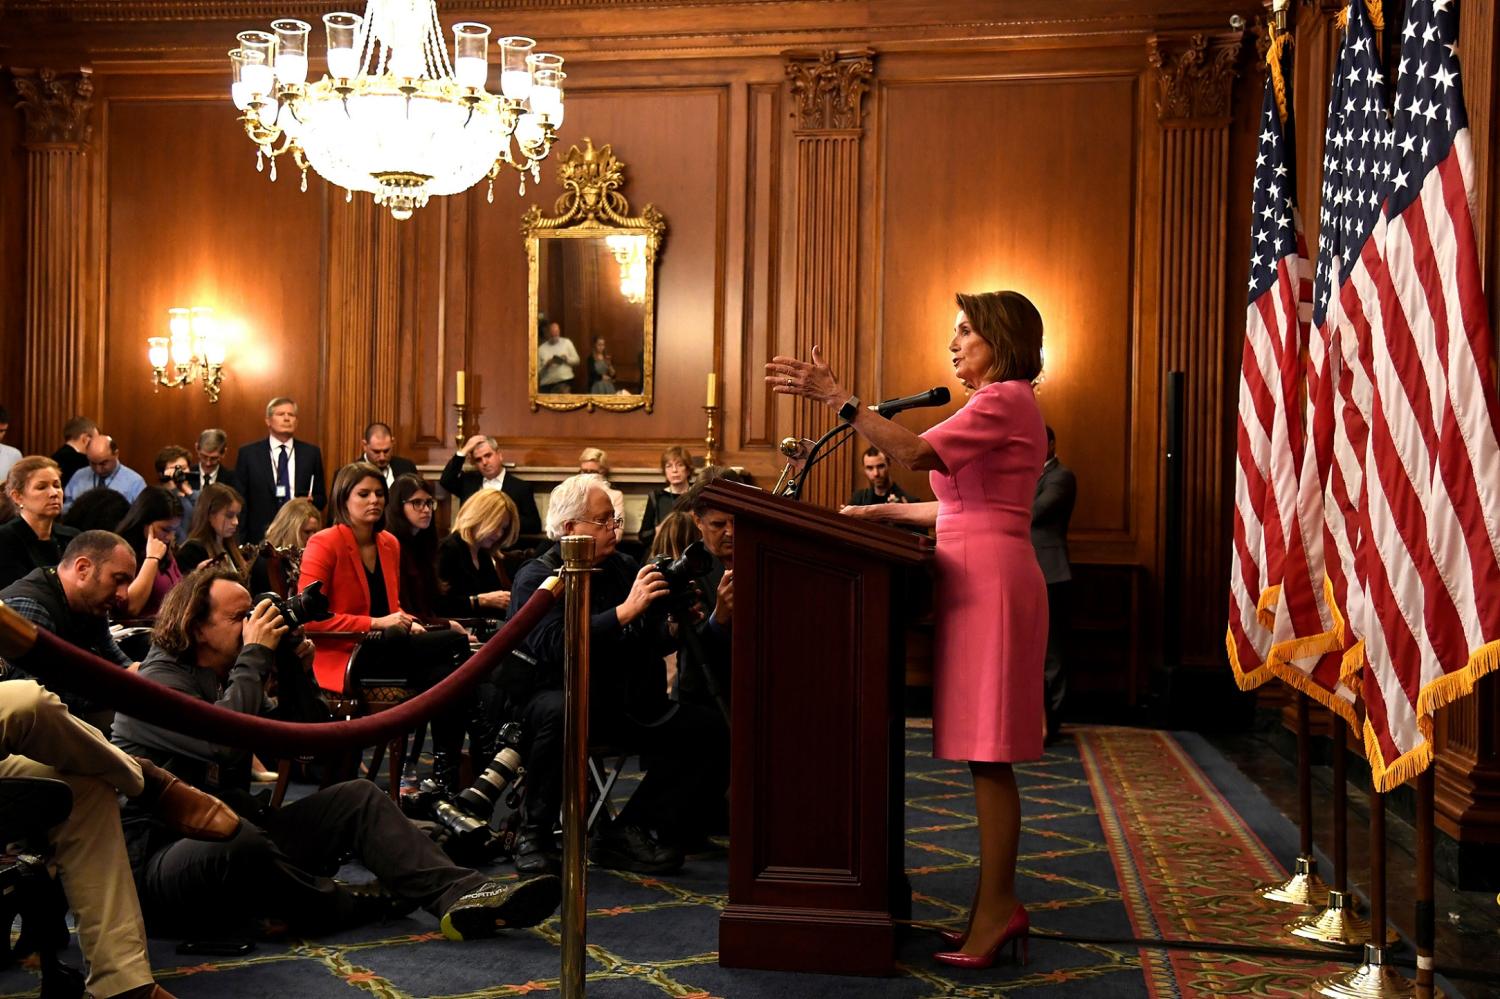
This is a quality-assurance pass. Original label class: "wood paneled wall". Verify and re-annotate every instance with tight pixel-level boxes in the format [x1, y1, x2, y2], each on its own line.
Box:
[4, 0, 1500, 855]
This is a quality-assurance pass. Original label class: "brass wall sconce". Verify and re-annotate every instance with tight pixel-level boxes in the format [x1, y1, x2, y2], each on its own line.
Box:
[148, 306, 227, 403]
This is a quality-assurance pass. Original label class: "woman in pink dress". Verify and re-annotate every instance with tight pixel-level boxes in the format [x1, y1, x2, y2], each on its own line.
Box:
[766, 289, 1047, 969]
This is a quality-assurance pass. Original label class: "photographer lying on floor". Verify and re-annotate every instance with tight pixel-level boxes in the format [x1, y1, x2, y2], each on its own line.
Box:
[111, 565, 560, 941]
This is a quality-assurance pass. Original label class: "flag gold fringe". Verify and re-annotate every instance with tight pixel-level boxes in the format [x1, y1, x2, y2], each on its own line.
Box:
[1268, 657, 1361, 727]
[1335, 2, 1384, 47]
[1340, 638, 1366, 685]
[1323, 575, 1348, 648]
[1360, 640, 1500, 793]
[1226, 626, 1277, 690]
[1334, 4, 1348, 31]
[1256, 583, 1282, 630]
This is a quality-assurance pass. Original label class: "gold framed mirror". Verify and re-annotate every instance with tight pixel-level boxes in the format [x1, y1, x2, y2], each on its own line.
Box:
[523, 138, 666, 413]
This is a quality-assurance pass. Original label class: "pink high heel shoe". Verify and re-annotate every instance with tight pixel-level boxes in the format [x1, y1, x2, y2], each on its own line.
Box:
[933, 903, 1029, 968]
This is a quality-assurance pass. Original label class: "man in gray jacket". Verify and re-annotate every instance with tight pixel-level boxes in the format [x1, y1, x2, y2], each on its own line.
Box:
[1032, 426, 1076, 743]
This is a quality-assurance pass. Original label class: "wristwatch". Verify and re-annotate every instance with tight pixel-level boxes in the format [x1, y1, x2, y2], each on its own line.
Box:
[837, 395, 860, 423]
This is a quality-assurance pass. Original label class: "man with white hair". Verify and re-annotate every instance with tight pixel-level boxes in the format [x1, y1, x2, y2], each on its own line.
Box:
[506, 474, 728, 876]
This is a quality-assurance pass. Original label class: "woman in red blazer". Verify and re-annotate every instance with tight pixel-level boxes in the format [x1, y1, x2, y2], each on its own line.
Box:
[299, 462, 470, 788]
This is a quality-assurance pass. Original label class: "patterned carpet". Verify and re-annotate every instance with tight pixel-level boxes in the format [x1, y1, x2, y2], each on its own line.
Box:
[3, 724, 1423, 998]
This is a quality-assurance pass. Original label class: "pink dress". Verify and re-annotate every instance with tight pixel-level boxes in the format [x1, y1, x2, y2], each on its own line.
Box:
[920, 379, 1048, 762]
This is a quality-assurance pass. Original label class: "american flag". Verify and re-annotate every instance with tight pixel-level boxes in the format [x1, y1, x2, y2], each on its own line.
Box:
[1227, 38, 1314, 691]
[1347, 0, 1500, 790]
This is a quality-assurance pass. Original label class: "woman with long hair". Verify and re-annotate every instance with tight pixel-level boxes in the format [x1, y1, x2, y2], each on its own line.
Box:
[0, 456, 78, 589]
[115, 487, 185, 617]
[257, 496, 322, 596]
[769, 289, 1048, 968]
[437, 489, 519, 619]
[299, 463, 470, 789]
[386, 473, 442, 621]
[177, 483, 246, 575]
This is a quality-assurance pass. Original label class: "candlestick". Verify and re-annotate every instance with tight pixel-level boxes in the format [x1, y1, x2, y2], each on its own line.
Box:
[454, 403, 468, 450]
[456, 369, 466, 406]
[706, 371, 717, 408]
[703, 403, 719, 467]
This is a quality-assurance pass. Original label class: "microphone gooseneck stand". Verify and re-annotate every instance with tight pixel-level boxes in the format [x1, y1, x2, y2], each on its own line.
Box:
[780, 421, 858, 500]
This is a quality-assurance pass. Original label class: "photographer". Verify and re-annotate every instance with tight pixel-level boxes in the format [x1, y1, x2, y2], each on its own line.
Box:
[674, 473, 738, 717]
[112, 566, 562, 942]
[153, 446, 197, 544]
[507, 474, 728, 876]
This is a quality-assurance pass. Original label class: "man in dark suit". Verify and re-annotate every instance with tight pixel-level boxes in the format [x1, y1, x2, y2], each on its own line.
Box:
[439, 434, 541, 538]
[1031, 425, 1076, 744]
[188, 428, 240, 494]
[360, 421, 418, 488]
[234, 397, 326, 542]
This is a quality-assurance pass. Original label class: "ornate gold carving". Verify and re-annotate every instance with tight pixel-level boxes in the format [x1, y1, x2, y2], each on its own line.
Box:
[785, 49, 874, 132]
[1147, 32, 1243, 121]
[522, 138, 666, 414]
[11, 68, 95, 147]
[521, 137, 666, 234]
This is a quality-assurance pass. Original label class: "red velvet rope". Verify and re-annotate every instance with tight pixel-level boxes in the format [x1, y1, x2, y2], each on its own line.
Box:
[12, 585, 557, 755]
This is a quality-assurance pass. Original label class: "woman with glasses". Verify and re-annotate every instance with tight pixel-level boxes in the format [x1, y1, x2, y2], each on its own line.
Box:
[437, 489, 520, 619]
[386, 474, 443, 621]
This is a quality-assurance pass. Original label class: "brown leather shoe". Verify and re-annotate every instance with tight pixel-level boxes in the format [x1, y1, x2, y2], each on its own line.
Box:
[134, 757, 240, 841]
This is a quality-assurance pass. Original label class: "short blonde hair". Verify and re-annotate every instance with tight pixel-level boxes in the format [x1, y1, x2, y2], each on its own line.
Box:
[453, 489, 520, 550]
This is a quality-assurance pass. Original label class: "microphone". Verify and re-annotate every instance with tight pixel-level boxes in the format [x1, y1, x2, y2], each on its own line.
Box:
[871, 386, 951, 417]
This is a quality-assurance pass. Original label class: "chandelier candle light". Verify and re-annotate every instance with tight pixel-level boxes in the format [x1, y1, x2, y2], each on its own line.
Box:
[228, 2, 565, 219]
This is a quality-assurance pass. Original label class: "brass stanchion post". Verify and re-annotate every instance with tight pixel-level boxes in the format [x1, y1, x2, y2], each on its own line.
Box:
[1260, 693, 1331, 907]
[559, 535, 594, 999]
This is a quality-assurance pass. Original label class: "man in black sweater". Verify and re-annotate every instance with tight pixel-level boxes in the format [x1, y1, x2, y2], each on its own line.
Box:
[111, 567, 560, 942]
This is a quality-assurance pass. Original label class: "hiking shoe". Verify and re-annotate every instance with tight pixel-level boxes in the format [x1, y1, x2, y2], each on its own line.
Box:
[439, 875, 561, 940]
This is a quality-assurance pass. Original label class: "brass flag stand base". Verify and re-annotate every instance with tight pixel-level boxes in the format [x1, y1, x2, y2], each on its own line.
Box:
[1258, 854, 1330, 907]
[1289, 890, 1395, 949]
[1314, 944, 1416, 998]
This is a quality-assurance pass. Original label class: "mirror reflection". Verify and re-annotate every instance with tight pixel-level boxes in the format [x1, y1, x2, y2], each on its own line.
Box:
[535, 235, 648, 396]
[523, 138, 666, 414]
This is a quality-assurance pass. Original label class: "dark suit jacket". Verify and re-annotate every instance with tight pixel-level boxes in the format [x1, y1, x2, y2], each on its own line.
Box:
[387, 455, 419, 479]
[438, 454, 542, 538]
[234, 438, 327, 542]
[1031, 458, 1076, 584]
[49, 445, 88, 487]
[188, 464, 242, 496]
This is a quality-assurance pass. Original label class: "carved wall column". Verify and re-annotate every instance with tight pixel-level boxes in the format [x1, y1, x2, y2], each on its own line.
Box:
[1148, 32, 1243, 673]
[322, 197, 404, 467]
[784, 49, 872, 508]
[11, 68, 94, 454]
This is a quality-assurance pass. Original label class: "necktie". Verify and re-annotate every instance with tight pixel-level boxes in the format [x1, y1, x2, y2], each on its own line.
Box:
[95, 473, 105, 489]
[276, 445, 290, 504]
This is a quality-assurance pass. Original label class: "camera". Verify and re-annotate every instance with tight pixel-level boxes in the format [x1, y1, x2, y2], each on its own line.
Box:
[648, 540, 714, 613]
[253, 580, 331, 631]
[402, 722, 526, 856]
[160, 468, 189, 487]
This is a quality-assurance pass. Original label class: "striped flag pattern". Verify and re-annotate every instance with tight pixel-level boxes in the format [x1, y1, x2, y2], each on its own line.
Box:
[1348, 0, 1500, 789]
[1227, 36, 1311, 691]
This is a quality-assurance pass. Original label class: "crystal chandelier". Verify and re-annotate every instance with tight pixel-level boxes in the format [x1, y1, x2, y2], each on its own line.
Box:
[228, 1, 565, 220]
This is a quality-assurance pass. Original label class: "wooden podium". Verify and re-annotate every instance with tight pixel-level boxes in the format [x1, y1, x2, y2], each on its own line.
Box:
[703, 480, 932, 976]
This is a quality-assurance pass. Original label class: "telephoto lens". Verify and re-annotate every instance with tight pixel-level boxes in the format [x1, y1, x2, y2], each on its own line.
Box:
[453, 745, 523, 819]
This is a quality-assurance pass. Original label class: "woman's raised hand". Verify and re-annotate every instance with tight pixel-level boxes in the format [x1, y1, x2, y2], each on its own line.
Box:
[765, 344, 845, 408]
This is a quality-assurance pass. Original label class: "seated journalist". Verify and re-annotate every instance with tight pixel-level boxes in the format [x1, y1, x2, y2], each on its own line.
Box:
[111, 566, 562, 941]
[0, 680, 239, 999]
[507, 474, 728, 877]
[0, 530, 140, 734]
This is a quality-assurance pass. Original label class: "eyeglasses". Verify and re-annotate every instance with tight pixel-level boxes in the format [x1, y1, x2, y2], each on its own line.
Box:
[577, 516, 624, 529]
[405, 498, 436, 510]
